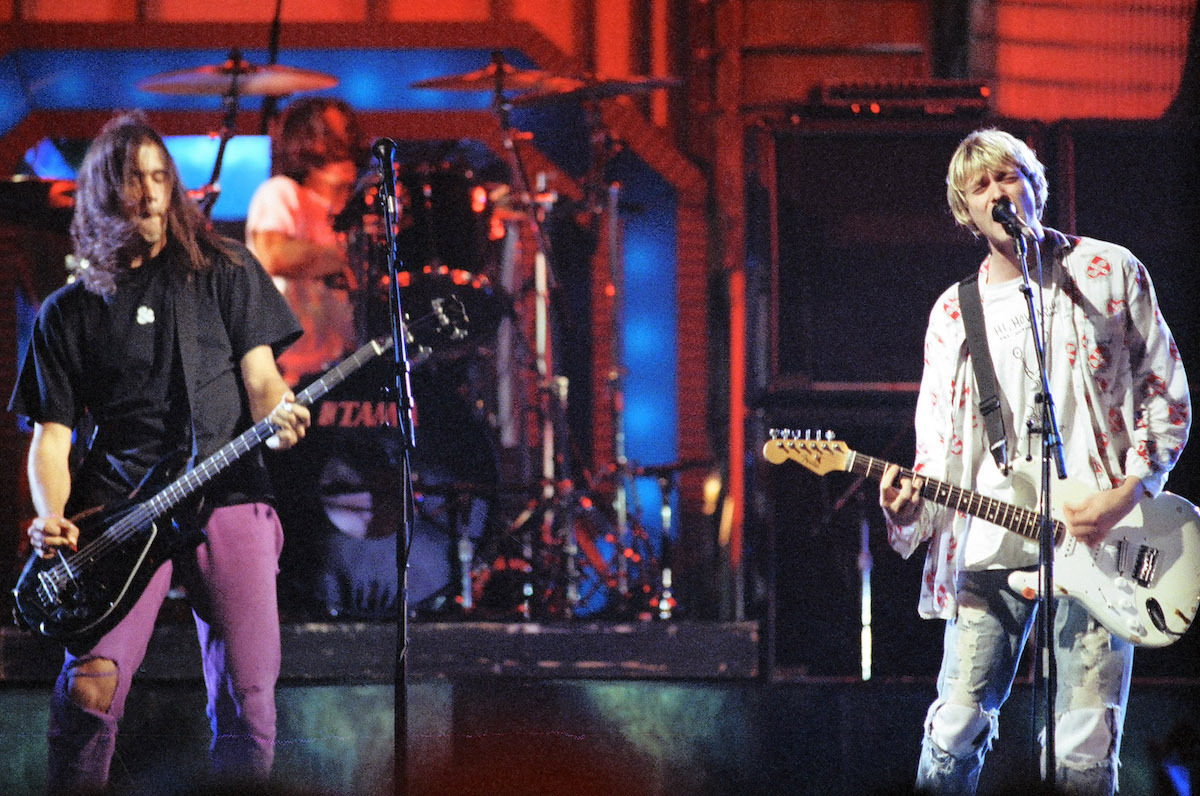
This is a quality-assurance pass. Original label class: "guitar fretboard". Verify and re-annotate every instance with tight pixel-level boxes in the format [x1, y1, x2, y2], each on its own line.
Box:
[849, 451, 1062, 542]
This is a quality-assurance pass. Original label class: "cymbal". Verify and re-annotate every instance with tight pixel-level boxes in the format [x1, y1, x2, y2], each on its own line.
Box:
[411, 62, 558, 93]
[138, 59, 338, 97]
[510, 74, 682, 105]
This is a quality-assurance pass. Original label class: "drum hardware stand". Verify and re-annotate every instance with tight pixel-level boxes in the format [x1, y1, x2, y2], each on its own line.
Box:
[604, 181, 634, 606]
[619, 456, 717, 618]
[653, 472, 676, 619]
[486, 51, 594, 618]
[495, 60, 670, 618]
[485, 52, 684, 619]
[405, 484, 481, 614]
[192, 48, 249, 219]
[594, 178, 671, 616]
[257, 0, 285, 135]
[580, 117, 667, 617]
[456, 501, 476, 611]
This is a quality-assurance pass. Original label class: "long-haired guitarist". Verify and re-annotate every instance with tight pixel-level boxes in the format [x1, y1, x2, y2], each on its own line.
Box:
[8, 113, 311, 790]
[878, 128, 1190, 793]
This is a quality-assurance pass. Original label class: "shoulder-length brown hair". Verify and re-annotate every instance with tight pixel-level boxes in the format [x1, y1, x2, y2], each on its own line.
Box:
[70, 112, 236, 296]
[271, 97, 365, 183]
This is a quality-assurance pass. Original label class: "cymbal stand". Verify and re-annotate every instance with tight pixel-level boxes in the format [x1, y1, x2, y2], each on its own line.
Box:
[653, 472, 676, 619]
[193, 48, 247, 219]
[604, 180, 633, 604]
[488, 52, 583, 617]
[582, 102, 659, 615]
[257, 0, 285, 134]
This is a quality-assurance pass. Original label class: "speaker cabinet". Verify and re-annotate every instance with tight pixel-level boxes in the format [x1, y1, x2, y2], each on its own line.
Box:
[771, 119, 1042, 387]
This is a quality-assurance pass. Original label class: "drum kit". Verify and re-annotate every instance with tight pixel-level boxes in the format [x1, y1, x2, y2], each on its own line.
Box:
[133, 50, 702, 621]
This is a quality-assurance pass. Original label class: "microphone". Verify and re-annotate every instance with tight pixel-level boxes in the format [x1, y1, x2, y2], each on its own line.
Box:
[990, 198, 1027, 235]
[372, 137, 398, 216]
[372, 137, 396, 169]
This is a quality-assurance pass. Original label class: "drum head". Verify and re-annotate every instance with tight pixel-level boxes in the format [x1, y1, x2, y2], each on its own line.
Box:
[356, 162, 509, 354]
[396, 165, 491, 277]
[396, 265, 506, 352]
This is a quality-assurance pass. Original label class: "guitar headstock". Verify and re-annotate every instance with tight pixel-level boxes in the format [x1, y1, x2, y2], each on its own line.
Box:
[431, 295, 470, 341]
[762, 429, 853, 476]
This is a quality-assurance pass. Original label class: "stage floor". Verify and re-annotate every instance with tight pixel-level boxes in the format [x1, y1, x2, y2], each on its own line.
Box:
[0, 618, 761, 683]
[1, 620, 1197, 795]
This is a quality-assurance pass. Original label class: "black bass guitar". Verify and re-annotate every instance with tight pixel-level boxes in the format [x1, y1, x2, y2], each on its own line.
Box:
[13, 301, 457, 643]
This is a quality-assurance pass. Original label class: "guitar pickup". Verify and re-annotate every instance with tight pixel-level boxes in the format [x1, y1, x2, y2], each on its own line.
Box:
[1133, 545, 1158, 588]
[1114, 539, 1130, 576]
[36, 571, 60, 609]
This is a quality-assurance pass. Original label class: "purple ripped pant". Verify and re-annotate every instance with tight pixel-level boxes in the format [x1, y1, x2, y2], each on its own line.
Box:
[46, 503, 284, 791]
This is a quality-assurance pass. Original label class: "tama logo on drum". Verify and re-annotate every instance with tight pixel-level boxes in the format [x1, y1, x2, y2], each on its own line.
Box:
[317, 400, 399, 428]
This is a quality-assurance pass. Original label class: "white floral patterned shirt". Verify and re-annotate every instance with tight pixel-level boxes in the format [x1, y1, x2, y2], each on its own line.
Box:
[887, 232, 1191, 620]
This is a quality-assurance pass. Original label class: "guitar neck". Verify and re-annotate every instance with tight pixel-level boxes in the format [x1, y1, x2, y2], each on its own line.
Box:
[848, 452, 1057, 542]
[141, 337, 394, 521]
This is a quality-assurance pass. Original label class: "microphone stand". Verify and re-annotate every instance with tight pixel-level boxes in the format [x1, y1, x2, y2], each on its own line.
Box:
[375, 138, 416, 795]
[1008, 223, 1067, 789]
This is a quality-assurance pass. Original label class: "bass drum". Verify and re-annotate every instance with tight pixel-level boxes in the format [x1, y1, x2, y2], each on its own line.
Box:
[271, 358, 498, 619]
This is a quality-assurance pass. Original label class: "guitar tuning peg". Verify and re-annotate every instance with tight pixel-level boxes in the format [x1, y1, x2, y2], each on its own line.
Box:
[825, 430, 834, 441]
[769, 428, 779, 439]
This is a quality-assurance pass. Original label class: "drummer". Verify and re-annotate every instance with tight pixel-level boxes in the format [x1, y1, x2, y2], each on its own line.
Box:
[246, 97, 366, 386]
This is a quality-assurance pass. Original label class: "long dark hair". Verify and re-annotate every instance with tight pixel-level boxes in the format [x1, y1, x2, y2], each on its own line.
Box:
[70, 112, 236, 296]
[272, 97, 365, 183]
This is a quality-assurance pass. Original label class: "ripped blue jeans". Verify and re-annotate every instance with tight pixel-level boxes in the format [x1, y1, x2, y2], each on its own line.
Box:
[47, 503, 284, 791]
[916, 569, 1133, 795]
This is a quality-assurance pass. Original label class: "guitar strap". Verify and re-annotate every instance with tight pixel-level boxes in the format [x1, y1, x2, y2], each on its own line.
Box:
[171, 268, 202, 468]
[958, 273, 1009, 473]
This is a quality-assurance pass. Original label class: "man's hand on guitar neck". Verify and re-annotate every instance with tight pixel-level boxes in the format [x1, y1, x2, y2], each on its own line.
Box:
[1063, 476, 1146, 546]
[240, 345, 311, 452]
[264, 393, 310, 451]
[880, 463, 924, 527]
[878, 458, 1145, 546]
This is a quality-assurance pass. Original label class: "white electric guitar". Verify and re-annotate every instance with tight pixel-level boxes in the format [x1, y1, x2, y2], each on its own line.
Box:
[763, 430, 1200, 649]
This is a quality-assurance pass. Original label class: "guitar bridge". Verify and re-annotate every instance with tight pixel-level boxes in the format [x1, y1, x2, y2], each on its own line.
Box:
[1133, 546, 1159, 588]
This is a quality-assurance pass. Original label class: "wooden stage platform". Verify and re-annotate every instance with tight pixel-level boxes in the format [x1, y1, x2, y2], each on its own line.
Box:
[0, 618, 761, 683]
[1, 618, 1198, 794]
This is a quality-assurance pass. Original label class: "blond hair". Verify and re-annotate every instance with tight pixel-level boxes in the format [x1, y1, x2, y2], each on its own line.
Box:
[946, 128, 1048, 234]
